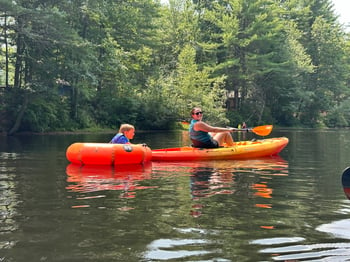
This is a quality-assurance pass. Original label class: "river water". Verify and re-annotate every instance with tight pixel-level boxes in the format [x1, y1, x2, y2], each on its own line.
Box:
[1, 128, 350, 261]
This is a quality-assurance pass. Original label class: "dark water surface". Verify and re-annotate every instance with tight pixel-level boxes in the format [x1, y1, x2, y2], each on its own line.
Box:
[1, 129, 350, 261]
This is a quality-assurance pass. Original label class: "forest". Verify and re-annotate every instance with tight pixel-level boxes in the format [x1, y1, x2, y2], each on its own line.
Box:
[1, 0, 350, 135]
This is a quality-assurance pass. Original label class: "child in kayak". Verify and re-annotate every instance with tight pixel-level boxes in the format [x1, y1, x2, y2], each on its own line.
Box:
[110, 124, 135, 144]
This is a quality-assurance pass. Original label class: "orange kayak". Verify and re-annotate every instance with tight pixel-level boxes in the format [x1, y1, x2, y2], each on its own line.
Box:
[151, 137, 288, 161]
[66, 143, 152, 165]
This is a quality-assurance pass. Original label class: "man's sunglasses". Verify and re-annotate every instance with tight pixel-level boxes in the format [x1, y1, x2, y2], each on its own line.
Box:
[194, 112, 203, 115]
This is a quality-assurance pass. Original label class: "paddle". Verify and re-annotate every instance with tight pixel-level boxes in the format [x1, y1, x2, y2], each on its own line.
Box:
[179, 120, 273, 136]
[228, 125, 273, 136]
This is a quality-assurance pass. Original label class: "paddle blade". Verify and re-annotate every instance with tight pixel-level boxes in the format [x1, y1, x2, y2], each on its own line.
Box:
[251, 125, 273, 136]
[179, 121, 190, 130]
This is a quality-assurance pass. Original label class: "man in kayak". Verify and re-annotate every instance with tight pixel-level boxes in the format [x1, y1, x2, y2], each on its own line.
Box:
[110, 124, 135, 144]
[189, 107, 236, 148]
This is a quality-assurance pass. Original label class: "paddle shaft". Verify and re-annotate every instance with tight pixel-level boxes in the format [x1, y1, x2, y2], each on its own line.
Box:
[232, 128, 251, 132]
[228, 127, 253, 133]
[182, 121, 272, 136]
[227, 125, 273, 136]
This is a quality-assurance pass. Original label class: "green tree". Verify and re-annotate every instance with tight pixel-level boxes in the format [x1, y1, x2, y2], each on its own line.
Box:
[287, 0, 348, 127]
[172, 44, 227, 124]
[0, 0, 85, 133]
[195, 0, 297, 125]
[1, 0, 350, 133]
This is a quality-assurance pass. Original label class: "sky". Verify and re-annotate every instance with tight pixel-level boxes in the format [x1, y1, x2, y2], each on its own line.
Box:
[161, 0, 350, 30]
[332, 0, 350, 28]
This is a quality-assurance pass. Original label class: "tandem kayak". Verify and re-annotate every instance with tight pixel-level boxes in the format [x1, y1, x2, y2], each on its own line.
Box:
[151, 137, 289, 161]
[66, 143, 152, 165]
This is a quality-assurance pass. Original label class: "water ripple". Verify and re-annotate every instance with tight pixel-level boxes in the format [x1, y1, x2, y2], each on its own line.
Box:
[316, 219, 350, 239]
[143, 238, 213, 260]
[257, 242, 350, 261]
[251, 237, 305, 245]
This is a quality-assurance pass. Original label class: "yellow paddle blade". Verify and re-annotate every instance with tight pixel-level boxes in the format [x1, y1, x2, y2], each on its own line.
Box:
[251, 125, 273, 136]
[179, 121, 190, 130]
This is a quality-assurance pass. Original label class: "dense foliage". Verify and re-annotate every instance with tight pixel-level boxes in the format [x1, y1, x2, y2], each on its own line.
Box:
[1, 0, 349, 134]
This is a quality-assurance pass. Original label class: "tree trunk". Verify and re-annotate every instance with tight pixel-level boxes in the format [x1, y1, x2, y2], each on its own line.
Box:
[4, 13, 9, 89]
[8, 92, 29, 135]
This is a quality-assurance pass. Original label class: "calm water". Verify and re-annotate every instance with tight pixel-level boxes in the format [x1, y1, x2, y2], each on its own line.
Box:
[1, 129, 350, 261]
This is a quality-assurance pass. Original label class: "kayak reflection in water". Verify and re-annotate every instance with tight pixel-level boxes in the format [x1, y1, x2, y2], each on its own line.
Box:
[189, 166, 235, 218]
[65, 163, 153, 198]
[187, 157, 289, 217]
[190, 167, 234, 200]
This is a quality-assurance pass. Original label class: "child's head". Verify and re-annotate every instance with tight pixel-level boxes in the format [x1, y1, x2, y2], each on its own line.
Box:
[119, 124, 135, 140]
